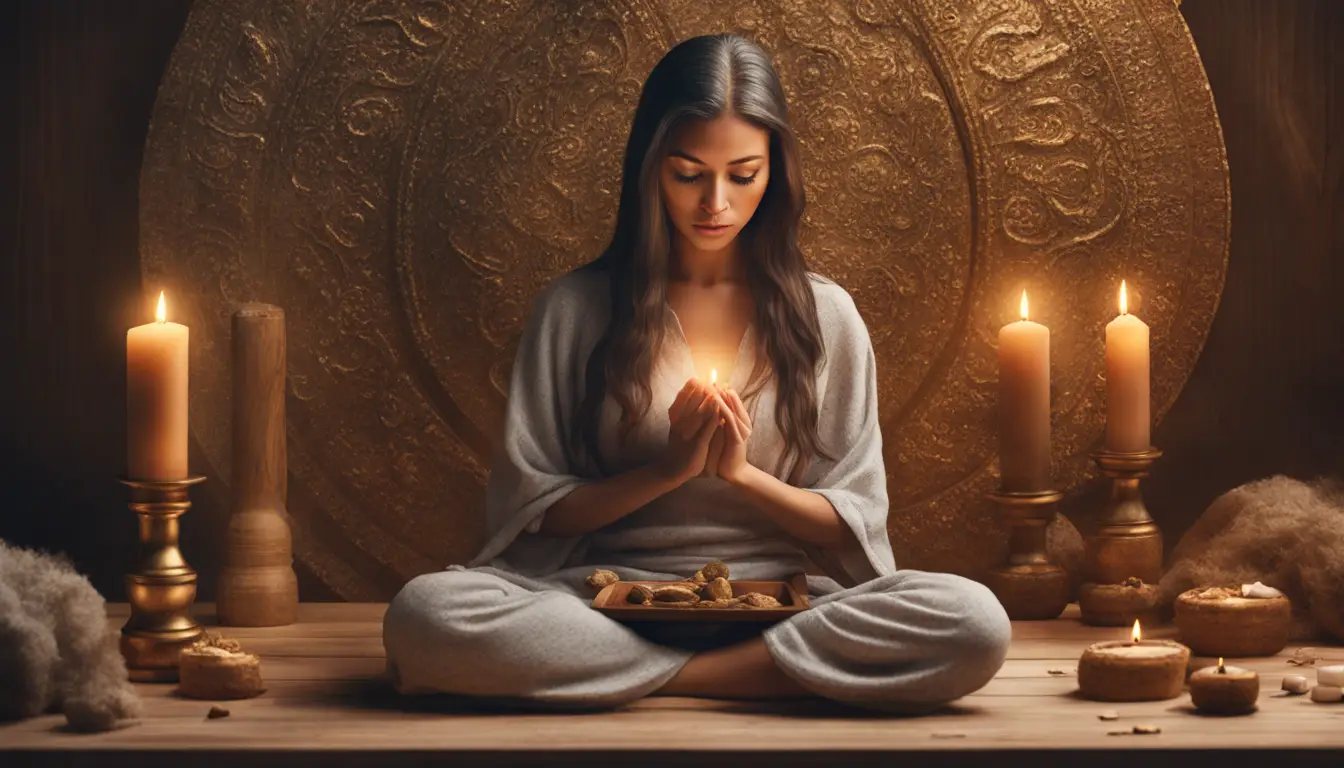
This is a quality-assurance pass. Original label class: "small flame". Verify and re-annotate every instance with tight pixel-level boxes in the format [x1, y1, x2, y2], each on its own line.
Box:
[1131, 619, 1142, 644]
[1217, 657, 1225, 674]
[1119, 280, 1128, 316]
[1019, 290, 1029, 321]
[710, 368, 717, 385]
[155, 291, 167, 324]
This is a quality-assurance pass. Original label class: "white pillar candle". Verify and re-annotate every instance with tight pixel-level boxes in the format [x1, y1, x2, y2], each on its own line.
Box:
[1105, 281, 1150, 452]
[126, 291, 189, 480]
[998, 290, 1051, 492]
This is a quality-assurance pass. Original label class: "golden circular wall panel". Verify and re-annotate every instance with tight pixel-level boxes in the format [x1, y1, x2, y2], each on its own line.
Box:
[140, 0, 1228, 598]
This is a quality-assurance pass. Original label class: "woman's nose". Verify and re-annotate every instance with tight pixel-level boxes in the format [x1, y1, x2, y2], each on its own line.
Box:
[700, 193, 728, 215]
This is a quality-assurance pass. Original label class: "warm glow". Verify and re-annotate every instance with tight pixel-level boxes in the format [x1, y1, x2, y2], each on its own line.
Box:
[710, 368, 718, 385]
[1019, 290, 1029, 321]
[1217, 657, 1225, 673]
[1131, 619, 1142, 644]
[155, 291, 167, 324]
[1119, 280, 1128, 316]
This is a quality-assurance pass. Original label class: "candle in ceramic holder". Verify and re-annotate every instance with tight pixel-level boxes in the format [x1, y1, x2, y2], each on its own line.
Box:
[1078, 620, 1190, 702]
[1189, 658, 1259, 715]
[1078, 577, 1159, 627]
[1174, 586, 1291, 657]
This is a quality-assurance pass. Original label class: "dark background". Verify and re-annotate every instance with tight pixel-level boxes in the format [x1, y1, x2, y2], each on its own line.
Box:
[2, 0, 1341, 603]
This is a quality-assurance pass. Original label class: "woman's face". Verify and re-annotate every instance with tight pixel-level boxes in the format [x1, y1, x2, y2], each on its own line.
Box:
[660, 113, 771, 254]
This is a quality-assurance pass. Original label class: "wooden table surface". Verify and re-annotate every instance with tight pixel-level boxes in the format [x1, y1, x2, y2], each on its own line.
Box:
[2, 603, 1342, 766]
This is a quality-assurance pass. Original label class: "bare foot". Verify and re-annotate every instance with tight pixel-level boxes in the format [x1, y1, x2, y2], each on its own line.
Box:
[653, 636, 814, 699]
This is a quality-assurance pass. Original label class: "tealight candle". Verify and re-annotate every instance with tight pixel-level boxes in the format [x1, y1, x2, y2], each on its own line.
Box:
[1189, 657, 1259, 715]
[1078, 620, 1190, 702]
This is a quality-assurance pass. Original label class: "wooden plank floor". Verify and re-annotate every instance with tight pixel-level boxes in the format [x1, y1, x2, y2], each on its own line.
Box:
[3, 603, 1343, 766]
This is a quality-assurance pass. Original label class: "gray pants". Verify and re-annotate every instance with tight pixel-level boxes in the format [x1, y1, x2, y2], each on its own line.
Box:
[382, 568, 1011, 712]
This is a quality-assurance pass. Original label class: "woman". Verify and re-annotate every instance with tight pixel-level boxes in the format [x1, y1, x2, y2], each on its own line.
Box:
[383, 33, 1010, 712]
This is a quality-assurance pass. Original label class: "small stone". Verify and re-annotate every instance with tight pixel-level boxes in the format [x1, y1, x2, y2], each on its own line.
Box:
[1241, 581, 1285, 599]
[1098, 710, 1119, 721]
[207, 706, 230, 719]
[1282, 675, 1311, 694]
[1318, 665, 1344, 687]
[1310, 685, 1343, 703]
[1132, 724, 1161, 735]
[1288, 648, 1320, 667]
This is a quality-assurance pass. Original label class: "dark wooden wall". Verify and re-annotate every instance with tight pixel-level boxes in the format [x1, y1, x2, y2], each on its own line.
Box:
[2, 0, 1340, 602]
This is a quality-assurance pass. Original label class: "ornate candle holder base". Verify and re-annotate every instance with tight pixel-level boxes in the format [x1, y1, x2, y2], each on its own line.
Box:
[1086, 448, 1164, 585]
[118, 476, 206, 682]
[985, 489, 1070, 621]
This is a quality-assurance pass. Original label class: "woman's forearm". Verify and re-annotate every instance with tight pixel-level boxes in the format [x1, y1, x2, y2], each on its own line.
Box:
[537, 463, 683, 537]
[728, 464, 853, 549]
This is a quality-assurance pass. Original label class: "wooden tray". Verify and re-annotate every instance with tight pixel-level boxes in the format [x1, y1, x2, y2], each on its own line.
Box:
[591, 574, 811, 623]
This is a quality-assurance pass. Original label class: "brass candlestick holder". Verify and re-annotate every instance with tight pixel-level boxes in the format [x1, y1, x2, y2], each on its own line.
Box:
[985, 489, 1070, 620]
[1085, 448, 1164, 585]
[118, 475, 206, 682]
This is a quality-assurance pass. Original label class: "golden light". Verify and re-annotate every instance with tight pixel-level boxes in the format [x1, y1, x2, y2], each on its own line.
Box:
[1019, 290, 1029, 321]
[710, 368, 717, 385]
[1119, 280, 1128, 315]
[1131, 619, 1142, 644]
[155, 291, 167, 324]
[1217, 657, 1225, 674]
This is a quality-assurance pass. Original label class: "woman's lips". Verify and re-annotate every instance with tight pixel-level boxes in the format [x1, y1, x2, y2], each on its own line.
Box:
[692, 223, 733, 236]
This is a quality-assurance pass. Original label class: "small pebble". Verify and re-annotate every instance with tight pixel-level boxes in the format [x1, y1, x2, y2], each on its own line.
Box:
[1132, 724, 1161, 735]
[1098, 710, 1119, 721]
[1310, 685, 1343, 703]
[1241, 581, 1284, 599]
[1282, 675, 1311, 694]
[207, 706, 230, 719]
[1318, 665, 1344, 687]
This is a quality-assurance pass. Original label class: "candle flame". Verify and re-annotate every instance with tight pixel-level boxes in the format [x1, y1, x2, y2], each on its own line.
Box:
[710, 368, 717, 385]
[1217, 657, 1225, 674]
[1131, 619, 1142, 644]
[1019, 290, 1029, 321]
[1119, 280, 1128, 316]
[155, 291, 167, 324]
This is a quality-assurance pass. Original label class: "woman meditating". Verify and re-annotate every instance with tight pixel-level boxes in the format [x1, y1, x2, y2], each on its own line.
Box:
[383, 33, 1011, 712]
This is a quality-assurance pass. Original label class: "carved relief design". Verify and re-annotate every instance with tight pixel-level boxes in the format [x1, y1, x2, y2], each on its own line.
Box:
[141, 0, 1228, 597]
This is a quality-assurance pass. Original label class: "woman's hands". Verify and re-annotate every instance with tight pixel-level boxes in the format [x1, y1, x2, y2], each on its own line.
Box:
[712, 386, 753, 484]
[654, 378, 731, 485]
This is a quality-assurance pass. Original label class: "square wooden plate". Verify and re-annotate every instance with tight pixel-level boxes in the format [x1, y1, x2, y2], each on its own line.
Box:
[590, 574, 812, 623]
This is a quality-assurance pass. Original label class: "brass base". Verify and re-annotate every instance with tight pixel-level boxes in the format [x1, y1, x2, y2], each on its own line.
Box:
[1086, 449, 1164, 585]
[118, 476, 206, 682]
[987, 489, 1069, 620]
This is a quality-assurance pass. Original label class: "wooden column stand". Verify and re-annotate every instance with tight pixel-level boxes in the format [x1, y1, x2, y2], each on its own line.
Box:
[1085, 448, 1164, 585]
[217, 304, 298, 626]
[985, 489, 1070, 620]
[119, 475, 206, 681]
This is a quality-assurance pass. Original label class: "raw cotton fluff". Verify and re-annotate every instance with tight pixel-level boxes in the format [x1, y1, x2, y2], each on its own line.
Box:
[0, 539, 142, 731]
[1159, 476, 1344, 642]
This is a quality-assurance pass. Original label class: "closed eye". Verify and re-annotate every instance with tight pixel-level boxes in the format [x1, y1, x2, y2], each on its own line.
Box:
[674, 172, 758, 186]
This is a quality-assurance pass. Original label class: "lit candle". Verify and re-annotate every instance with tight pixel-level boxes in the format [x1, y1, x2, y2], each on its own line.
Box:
[126, 291, 189, 480]
[1077, 620, 1190, 701]
[1105, 281, 1150, 452]
[998, 290, 1051, 492]
[1189, 657, 1259, 715]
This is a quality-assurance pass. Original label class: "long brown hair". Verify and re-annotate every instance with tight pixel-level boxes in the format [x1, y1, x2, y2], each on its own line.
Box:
[572, 33, 830, 478]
